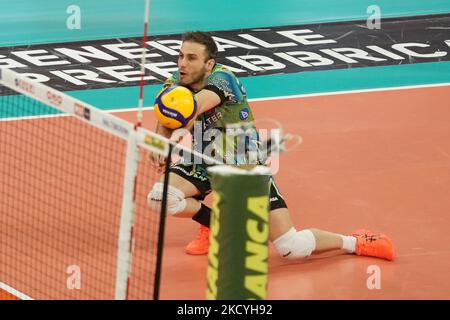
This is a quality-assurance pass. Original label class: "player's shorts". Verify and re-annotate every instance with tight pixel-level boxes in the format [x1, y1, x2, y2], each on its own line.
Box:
[169, 162, 288, 211]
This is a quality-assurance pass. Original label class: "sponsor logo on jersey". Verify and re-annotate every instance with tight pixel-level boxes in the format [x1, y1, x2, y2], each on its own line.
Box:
[239, 108, 249, 120]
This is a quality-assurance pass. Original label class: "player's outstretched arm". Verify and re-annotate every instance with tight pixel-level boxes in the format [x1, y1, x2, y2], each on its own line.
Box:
[150, 87, 220, 167]
[181, 89, 221, 133]
[155, 119, 173, 139]
[195, 89, 221, 115]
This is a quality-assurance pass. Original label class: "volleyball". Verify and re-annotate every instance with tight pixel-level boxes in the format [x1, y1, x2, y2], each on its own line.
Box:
[154, 85, 198, 129]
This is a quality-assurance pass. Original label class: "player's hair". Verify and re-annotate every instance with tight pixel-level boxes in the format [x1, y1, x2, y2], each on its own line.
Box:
[182, 31, 218, 61]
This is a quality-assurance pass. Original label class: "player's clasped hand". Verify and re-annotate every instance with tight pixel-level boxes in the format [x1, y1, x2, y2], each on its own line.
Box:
[149, 151, 166, 172]
[149, 130, 185, 172]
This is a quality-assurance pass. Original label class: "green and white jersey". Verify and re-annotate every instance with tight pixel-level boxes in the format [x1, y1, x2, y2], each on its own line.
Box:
[163, 64, 260, 165]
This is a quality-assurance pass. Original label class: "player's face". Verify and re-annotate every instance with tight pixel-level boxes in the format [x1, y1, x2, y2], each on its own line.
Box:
[178, 41, 214, 88]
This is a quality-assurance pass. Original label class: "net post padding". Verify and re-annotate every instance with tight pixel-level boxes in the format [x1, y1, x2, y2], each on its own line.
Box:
[206, 165, 271, 300]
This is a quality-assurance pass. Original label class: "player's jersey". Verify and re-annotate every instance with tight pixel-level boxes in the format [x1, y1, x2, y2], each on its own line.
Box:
[163, 64, 259, 165]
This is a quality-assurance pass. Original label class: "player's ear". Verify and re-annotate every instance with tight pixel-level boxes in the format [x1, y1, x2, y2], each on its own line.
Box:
[206, 58, 215, 72]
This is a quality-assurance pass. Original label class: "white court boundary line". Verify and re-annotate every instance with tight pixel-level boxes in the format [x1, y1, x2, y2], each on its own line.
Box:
[248, 82, 450, 102]
[0, 113, 69, 122]
[2, 81, 450, 119]
[0, 281, 33, 300]
[110, 81, 450, 113]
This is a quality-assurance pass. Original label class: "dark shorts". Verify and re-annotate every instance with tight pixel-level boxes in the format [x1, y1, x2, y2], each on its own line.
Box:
[169, 162, 288, 211]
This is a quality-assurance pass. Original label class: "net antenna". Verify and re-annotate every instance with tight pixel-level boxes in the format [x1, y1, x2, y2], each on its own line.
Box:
[120, 0, 152, 300]
[136, 0, 151, 128]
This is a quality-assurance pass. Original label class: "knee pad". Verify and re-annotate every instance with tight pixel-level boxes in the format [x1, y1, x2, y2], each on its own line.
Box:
[272, 228, 316, 260]
[147, 182, 187, 215]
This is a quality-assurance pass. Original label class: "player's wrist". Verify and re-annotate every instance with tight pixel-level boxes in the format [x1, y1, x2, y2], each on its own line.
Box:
[156, 121, 173, 138]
